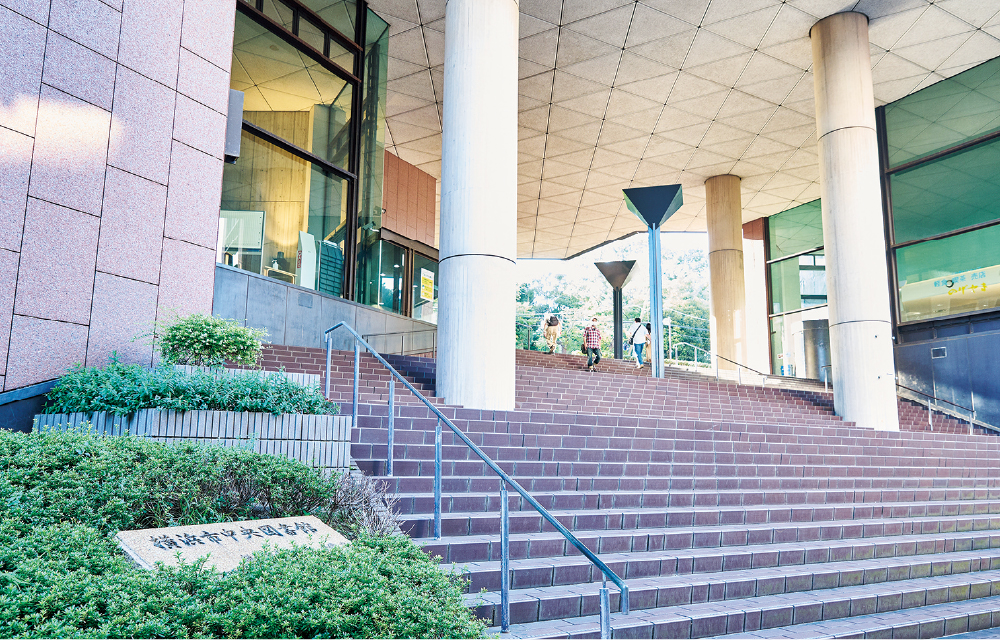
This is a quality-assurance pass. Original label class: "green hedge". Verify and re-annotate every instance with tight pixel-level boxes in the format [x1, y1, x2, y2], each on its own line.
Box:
[43, 360, 338, 416]
[0, 431, 485, 638]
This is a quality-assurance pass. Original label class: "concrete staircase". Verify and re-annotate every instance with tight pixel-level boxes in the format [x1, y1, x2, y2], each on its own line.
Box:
[264, 344, 1000, 637]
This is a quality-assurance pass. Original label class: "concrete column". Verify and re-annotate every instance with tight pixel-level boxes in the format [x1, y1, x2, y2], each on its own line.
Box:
[811, 12, 898, 431]
[706, 174, 747, 372]
[437, 0, 518, 410]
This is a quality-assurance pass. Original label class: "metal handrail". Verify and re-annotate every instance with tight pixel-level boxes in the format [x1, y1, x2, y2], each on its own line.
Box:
[361, 328, 437, 359]
[324, 321, 629, 636]
[671, 341, 768, 387]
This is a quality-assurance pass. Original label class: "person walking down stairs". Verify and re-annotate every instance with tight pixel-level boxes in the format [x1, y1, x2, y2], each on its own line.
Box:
[583, 317, 602, 372]
[629, 317, 649, 369]
[542, 314, 561, 354]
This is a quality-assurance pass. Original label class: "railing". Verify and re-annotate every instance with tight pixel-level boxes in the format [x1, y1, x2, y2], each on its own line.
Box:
[671, 341, 770, 387]
[362, 328, 437, 359]
[324, 322, 629, 636]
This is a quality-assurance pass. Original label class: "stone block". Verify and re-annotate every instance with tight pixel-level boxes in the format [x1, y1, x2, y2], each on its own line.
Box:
[86, 272, 157, 367]
[48, 0, 119, 59]
[117, 0, 182, 88]
[108, 66, 176, 185]
[284, 288, 323, 349]
[180, 0, 235, 71]
[212, 265, 248, 324]
[96, 167, 166, 284]
[319, 295, 356, 351]
[177, 47, 230, 114]
[0, 248, 17, 375]
[246, 275, 286, 343]
[0, 126, 32, 251]
[28, 86, 110, 216]
[14, 197, 99, 324]
[0, 6, 45, 136]
[157, 238, 215, 320]
[164, 141, 223, 248]
[41, 31, 115, 109]
[172, 93, 226, 159]
[1, 0, 50, 24]
[5, 314, 88, 389]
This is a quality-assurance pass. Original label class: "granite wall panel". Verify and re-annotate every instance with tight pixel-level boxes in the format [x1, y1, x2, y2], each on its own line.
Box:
[0, 0, 236, 392]
[381, 151, 437, 249]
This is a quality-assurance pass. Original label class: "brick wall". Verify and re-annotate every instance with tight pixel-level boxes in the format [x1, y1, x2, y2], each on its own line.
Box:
[0, 0, 236, 391]
[382, 151, 436, 248]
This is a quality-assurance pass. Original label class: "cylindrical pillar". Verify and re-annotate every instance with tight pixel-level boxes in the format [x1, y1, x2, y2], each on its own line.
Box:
[706, 174, 747, 372]
[811, 12, 898, 431]
[437, 0, 518, 410]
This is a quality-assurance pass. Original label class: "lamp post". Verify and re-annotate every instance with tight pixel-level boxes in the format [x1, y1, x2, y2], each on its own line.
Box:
[594, 261, 637, 360]
[623, 185, 684, 378]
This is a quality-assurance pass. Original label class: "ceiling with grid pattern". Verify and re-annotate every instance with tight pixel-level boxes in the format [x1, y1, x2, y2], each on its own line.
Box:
[366, 0, 1000, 258]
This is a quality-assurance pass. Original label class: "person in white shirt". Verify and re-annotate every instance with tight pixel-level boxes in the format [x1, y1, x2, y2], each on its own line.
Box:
[629, 317, 649, 369]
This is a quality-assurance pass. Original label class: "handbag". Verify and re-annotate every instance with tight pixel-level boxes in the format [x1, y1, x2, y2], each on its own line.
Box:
[580, 342, 587, 353]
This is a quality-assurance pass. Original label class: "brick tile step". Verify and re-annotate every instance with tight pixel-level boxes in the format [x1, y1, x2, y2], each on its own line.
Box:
[398, 499, 1000, 539]
[390, 487, 1000, 516]
[722, 596, 1000, 638]
[417, 515, 1000, 564]
[470, 548, 1000, 626]
[373, 475, 1000, 496]
[487, 568, 1000, 635]
[450, 535, 1000, 594]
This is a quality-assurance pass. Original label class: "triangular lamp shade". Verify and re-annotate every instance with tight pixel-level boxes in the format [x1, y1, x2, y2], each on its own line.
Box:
[623, 184, 684, 228]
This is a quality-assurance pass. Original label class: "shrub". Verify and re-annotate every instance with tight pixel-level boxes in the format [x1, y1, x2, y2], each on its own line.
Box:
[156, 313, 267, 367]
[0, 429, 387, 537]
[43, 360, 338, 416]
[0, 523, 484, 639]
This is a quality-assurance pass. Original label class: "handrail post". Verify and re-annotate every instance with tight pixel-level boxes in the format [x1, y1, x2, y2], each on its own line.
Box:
[325, 335, 332, 398]
[387, 377, 395, 476]
[738, 365, 742, 385]
[599, 576, 611, 639]
[353, 340, 360, 421]
[500, 479, 510, 633]
[434, 418, 442, 540]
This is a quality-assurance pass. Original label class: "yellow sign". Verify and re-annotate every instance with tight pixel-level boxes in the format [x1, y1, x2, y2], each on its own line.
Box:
[420, 268, 434, 301]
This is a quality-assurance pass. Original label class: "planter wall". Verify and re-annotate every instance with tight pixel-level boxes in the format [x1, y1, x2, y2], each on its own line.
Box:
[34, 410, 352, 472]
[172, 366, 320, 388]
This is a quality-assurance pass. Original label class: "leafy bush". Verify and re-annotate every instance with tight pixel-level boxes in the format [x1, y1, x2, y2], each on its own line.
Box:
[0, 523, 483, 639]
[43, 360, 338, 416]
[156, 313, 267, 367]
[0, 431, 483, 638]
[0, 429, 385, 537]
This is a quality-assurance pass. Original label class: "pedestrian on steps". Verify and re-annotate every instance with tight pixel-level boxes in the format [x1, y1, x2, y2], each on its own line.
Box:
[584, 317, 602, 372]
[629, 317, 649, 369]
[543, 314, 561, 354]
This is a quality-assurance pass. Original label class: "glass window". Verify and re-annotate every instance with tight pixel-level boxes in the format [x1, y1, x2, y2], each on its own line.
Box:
[231, 12, 353, 169]
[297, 17, 326, 54]
[769, 250, 827, 314]
[261, 0, 294, 31]
[767, 199, 823, 260]
[890, 137, 1000, 244]
[885, 57, 1000, 168]
[220, 130, 349, 295]
[300, 0, 357, 40]
[378, 241, 406, 314]
[412, 253, 438, 324]
[769, 306, 830, 379]
[896, 223, 1000, 322]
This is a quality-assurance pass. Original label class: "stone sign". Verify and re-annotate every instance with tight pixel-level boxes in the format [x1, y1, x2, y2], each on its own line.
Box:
[115, 515, 348, 572]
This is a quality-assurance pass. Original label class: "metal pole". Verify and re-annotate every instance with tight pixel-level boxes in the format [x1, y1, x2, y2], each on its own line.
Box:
[599, 576, 611, 639]
[647, 225, 664, 378]
[434, 418, 442, 539]
[387, 377, 395, 476]
[612, 287, 623, 360]
[325, 336, 332, 398]
[353, 341, 360, 421]
[500, 480, 510, 633]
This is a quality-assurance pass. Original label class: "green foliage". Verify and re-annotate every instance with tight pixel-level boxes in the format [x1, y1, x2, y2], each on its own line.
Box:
[0, 431, 484, 638]
[1, 430, 357, 535]
[43, 360, 338, 416]
[0, 523, 483, 639]
[157, 313, 267, 367]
